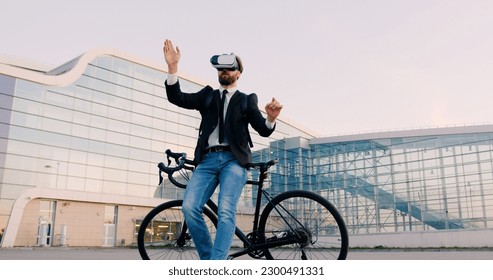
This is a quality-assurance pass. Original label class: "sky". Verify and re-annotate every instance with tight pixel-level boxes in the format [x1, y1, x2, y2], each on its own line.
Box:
[1, 0, 493, 137]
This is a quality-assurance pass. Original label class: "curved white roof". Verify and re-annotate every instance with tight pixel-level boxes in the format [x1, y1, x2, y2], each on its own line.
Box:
[0, 47, 211, 87]
[0, 47, 318, 138]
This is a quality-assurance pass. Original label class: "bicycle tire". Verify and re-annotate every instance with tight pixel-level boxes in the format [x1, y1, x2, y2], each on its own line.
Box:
[137, 200, 218, 260]
[258, 190, 349, 260]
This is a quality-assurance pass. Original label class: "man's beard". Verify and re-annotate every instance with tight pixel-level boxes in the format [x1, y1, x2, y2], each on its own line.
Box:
[219, 74, 236, 86]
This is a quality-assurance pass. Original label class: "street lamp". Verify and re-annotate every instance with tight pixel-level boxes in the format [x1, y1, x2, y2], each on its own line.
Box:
[44, 162, 60, 188]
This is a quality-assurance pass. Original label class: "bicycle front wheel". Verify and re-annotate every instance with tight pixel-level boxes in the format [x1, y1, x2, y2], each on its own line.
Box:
[137, 200, 218, 260]
[258, 190, 349, 260]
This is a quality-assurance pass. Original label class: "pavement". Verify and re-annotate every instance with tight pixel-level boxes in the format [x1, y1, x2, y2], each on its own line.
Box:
[1, 246, 493, 260]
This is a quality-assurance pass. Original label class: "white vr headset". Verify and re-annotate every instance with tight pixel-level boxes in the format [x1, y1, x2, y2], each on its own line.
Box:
[210, 54, 238, 70]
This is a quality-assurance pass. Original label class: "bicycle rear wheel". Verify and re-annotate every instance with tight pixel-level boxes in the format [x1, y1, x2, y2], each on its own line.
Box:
[258, 190, 349, 260]
[137, 200, 218, 260]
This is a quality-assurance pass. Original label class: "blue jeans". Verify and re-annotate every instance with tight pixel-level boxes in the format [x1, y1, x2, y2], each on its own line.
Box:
[182, 151, 247, 260]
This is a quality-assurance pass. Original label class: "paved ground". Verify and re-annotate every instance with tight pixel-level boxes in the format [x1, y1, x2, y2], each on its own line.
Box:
[1, 246, 493, 260]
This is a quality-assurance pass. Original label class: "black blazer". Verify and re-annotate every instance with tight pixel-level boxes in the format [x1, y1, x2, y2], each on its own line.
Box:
[165, 80, 275, 166]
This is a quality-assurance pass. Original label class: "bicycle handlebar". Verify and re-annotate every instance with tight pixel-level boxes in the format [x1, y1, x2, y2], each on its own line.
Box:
[158, 149, 187, 173]
[157, 149, 277, 189]
[157, 149, 195, 189]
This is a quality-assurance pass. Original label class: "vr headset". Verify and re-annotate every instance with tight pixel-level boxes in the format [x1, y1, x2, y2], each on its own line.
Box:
[210, 54, 239, 71]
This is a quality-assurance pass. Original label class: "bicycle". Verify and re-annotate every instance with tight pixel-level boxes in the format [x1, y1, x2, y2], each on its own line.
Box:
[137, 149, 349, 260]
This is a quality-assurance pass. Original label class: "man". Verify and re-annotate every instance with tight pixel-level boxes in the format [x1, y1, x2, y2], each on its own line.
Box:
[163, 39, 283, 260]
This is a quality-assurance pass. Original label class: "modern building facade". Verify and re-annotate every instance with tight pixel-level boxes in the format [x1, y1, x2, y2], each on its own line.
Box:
[251, 127, 493, 247]
[0, 49, 314, 247]
[1, 48, 493, 248]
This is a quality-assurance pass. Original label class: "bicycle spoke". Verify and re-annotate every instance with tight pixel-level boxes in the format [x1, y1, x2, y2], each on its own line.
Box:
[137, 200, 217, 260]
[259, 190, 348, 260]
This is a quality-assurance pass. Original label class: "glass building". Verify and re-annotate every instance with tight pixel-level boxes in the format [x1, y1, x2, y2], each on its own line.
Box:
[250, 127, 493, 247]
[0, 49, 314, 247]
[1, 48, 493, 248]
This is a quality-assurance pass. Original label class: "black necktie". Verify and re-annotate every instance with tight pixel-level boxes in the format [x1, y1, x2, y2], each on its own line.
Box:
[218, 90, 227, 144]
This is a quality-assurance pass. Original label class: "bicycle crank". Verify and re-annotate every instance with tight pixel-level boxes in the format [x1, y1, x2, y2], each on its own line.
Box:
[245, 232, 266, 259]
